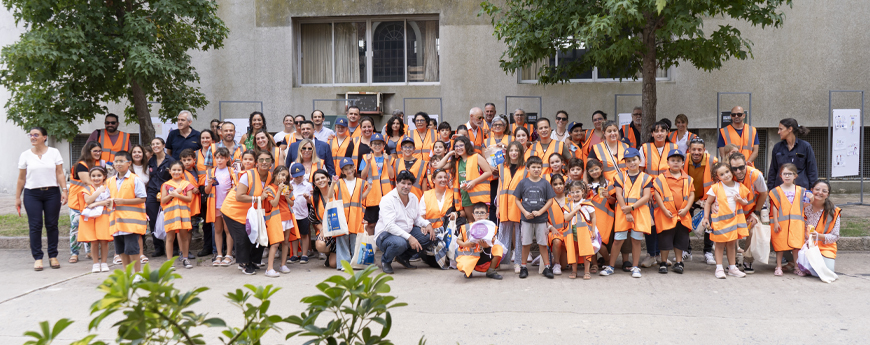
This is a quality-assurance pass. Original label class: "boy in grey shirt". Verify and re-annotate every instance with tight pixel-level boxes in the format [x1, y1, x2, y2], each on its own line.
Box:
[513, 156, 556, 279]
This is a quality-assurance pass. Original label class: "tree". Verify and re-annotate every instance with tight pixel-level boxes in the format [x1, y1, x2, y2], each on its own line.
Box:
[0, 0, 229, 143]
[480, 0, 792, 136]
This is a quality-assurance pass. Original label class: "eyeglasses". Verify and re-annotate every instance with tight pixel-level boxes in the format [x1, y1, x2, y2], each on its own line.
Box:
[730, 165, 746, 172]
[556, 117, 568, 121]
[257, 158, 272, 163]
[472, 212, 488, 216]
[492, 123, 505, 127]
[301, 147, 313, 151]
[782, 172, 795, 177]
[27, 134, 40, 138]
[105, 121, 118, 125]
[731, 112, 745, 117]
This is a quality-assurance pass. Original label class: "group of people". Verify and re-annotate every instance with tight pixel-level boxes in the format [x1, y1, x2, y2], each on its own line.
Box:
[15, 102, 838, 281]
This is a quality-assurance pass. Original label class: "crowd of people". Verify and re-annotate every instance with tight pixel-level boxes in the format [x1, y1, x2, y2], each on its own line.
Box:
[15, 103, 837, 280]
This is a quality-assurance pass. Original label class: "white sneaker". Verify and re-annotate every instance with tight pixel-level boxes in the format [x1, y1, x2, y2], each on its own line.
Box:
[265, 269, 280, 278]
[705, 252, 716, 265]
[553, 264, 562, 275]
[715, 268, 726, 279]
[640, 255, 657, 268]
[514, 264, 521, 274]
[100, 263, 110, 272]
[631, 267, 642, 278]
[132, 275, 145, 284]
[728, 266, 746, 278]
[682, 251, 692, 261]
[92, 264, 101, 273]
[279, 265, 291, 273]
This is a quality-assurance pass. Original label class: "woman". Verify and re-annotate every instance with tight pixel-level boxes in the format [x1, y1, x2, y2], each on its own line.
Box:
[767, 118, 818, 191]
[514, 126, 531, 150]
[410, 113, 435, 162]
[438, 136, 493, 217]
[130, 144, 150, 264]
[146, 137, 175, 258]
[196, 130, 216, 178]
[239, 111, 267, 150]
[804, 180, 840, 271]
[357, 117, 375, 162]
[295, 139, 324, 182]
[385, 116, 405, 158]
[668, 114, 698, 155]
[220, 150, 275, 275]
[551, 111, 571, 142]
[496, 141, 527, 274]
[484, 115, 511, 150]
[589, 121, 630, 182]
[580, 111, 607, 162]
[16, 127, 67, 271]
[419, 169, 457, 230]
[252, 128, 283, 168]
[640, 121, 678, 177]
[68, 141, 103, 264]
[311, 170, 339, 268]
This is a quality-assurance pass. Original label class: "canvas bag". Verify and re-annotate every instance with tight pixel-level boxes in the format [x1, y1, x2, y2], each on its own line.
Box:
[350, 232, 377, 269]
[154, 209, 166, 240]
[246, 197, 267, 246]
[321, 198, 350, 238]
[748, 215, 771, 265]
[797, 234, 838, 283]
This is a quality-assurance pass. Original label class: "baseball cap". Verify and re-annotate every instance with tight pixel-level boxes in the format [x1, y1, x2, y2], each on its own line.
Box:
[290, 163, 305, 177]
[623, 148, 641, 159]
[667, 148, 685, 159]
[335, 117, 349, 128]
[569, 122, 584, 131]
[371, 133, 386, 143]
[401, 136, 415, 145]
[339, 157, 354, 169]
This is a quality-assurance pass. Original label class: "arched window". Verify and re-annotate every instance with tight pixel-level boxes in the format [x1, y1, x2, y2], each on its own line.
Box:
[372, 21, 405, 83]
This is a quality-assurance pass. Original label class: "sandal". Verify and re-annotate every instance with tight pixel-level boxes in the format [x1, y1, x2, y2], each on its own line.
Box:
[221, 255, 234, 267]
[590, 265, 598, 274]
[68, 254, 78, 263]
[113, 255, 122, 265]
[774, 267, 783, 276]
[49, 257, 60, 269]
[213, 255, 223, 267]
[569, 272, 577, 279]
[583, 273, 592, 280]
[794, 268, 806, 276]
[34, 260, 43, 271]
[140, 255, 149, 264]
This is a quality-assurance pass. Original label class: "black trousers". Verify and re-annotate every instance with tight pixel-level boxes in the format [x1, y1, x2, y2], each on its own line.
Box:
[224, 216, 264, 265]
[24, 187, 61, 260]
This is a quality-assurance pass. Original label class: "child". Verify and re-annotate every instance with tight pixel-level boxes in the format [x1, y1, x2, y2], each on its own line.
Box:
[513, 156, 557, 279]
[652, 149, 695, 274]
[263, 165, 295, 277]
[547, 174, 584, 277]
[426, 140, 448, 189]
[360, 133, 394, 235]
[567, 158, 584, 184]
[79, 167, 113, 273]
[497, 140, 526, 274]
[701, 162, 751, 279]
[179, 149, 202, 238]
[107, 150, 147, 274]
[394, 136, 426, 199]
[601, 148, 652, 278]
[585, 158, 614, 268]
[546, 153, 565, 181]
[288, 163, 313, 264]
[455, 202, 504, 279]
[161, 161, 195, 269]
[335, 157, 370, 268]
[204, 147, 236, 267]
[769, 163, 809, 276]
[568, 181, 597, 280]
[239, 149, 257, 179]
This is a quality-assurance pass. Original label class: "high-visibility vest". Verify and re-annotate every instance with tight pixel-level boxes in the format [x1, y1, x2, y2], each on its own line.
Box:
[363, 154, 393, 207]
[219, 142, 246, 164]
[620, 124, 639, 149]
[579, 130, 599, 163]
[737, 167, 763, 213]
[769, 185, 806, 251]
[464, 122, 487, 153]
[497, 164, 526, 223]
[98, 130, 130, 163]
[551, 200, 596, 262]
[453, 154, 491, 209]
[525, 139, 568, 175]
[652, 172, 694, 232]
[683, 153, 717, 199]
[588, 180, 615, 244]
[422, 189, 453, 229]
[510, 122, 534, 137]
[220, 170, 273, 225]
[335, 178, 365, 234]
[76, 186, 112, 242]
[641, 142, 679, 176]
[564, 140, 581, 162]
[709, 182, 751, 243]
[394, 158, 425, 199]
[481, 121, 491, 137]
[411, 128, 437, 162]
[456, 223, 503, 277]
[196, 145, 216, 183]
[68, 162, 90, 211]
[330, 136, 359, 170]
[204, 166, 237, 223]
[284, 133, 299, 146]
[572, 201, 596, 258]
[182, 170, 201, 217]
[161, 179, 193, 232]
[253, 146, 281, 169]
[814, 207, 841, 259]
[106, 173, 147, 235]
[263, 184, 290, 245]
[547, 198, 575, 264]
[349, 125, 363, 139]
[613, 171, 653, 234]
[719, 124, 757, 166]
[667, 130, 698, 146]
[591, 142, 630, 183]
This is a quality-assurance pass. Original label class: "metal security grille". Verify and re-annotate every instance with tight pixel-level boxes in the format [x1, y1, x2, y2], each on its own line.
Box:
[754, 129, 767, 171]
[804, 127, 829, 178]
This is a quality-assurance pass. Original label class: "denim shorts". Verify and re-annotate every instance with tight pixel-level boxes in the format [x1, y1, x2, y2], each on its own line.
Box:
[614, 230, 644, 241]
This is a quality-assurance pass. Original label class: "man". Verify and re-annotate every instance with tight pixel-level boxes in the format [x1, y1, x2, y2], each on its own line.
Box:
[718, 106, 759, 166]
[215, 122, 245, 166]
[374, 170, 436, 274]
[729, 151, 768, 273]
[526, 118, 570, 175]
[464, 107, 488, 152]
[165, 110, 201, 160]
[551, 110, 572, 142]
[274, 115, 296, 150]
[484, 103, 497, 131]
[285, 120, 336, 176]
[329, 118, 370, 172]
[684, 138, 718, 264]
[312, 110, 335, 142]
[86, 113, 131, 163]
[511, 108, 535, 138]
[620, 106, 643, 149]
[347, 106, 363, 138]
[209, 119, 222, 134]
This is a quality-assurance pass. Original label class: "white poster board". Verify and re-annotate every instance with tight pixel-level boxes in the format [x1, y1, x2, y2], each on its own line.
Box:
[406, 114, 440, 131]
[151, 117, 176, 140]
[223, 118, 249, 144]
[618, 113, 632, 127]
[831, 109, 861, 177]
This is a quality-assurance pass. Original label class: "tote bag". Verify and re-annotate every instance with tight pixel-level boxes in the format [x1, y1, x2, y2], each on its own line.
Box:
[797, 234, 838, 283]
[350, 232, 377, 269]
[748, 217, 771, 265]
[154, 209, 167, 240]
[246, 197, 267, 246]
[321, 199, 350, 238]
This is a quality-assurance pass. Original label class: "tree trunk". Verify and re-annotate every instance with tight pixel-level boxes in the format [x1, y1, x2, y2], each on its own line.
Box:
[131, 78, 155, 145]
[640, 14, 658, 141]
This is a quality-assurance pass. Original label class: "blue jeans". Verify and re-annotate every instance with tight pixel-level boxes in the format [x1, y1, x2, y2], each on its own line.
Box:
[376, 227, 433, 264]
[335, 233, 358, 267]
[24, 187, 61, 260]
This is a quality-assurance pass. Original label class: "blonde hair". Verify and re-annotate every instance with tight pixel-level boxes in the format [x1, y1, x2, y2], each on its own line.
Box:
[295, 139, 321, 164]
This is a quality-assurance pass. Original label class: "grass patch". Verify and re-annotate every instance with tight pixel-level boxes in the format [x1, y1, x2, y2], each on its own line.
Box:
[0, 214, 71, 237]
[840, 218, 869, 237]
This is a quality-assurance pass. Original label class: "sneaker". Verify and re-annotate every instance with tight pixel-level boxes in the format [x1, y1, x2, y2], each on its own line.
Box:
[728, 266, 746, 278]
[640, 255, 657, 268]
[265, 269, 280, 278]
[409, 253, 421, 262]
[715, 268, 726, 279]
[287, 256, 299, 264]
[100, 263, 110, 272]
[514, 264, 521, 274]
[705, 252, 716, 265]
[658, 263, 668, 274]
[682, 251, 692, 261]
[552, 264, 562, 275]
[182, 259, 193, 269]
[395, 255, 417, 269]
[243, 264, 256, 275]
[631, 267, 642, 278]
[279, 265, 291, 273]
[91, 264, 100, 273]
[743, 262, 755, 274]
[519, 266, 529, 279]
[319, 253, 327, 260]
[132, 275, 145, 284]
[486, 270, 503, 280]
[622, 261, 632, 272]
[673, 262, 684, 274]
[381, 261, 394, 274]
[299, 256, 309, 264]
[238, 263, 245, 270]
[543, 266, 554, 279]
[599, 266, 614, 276]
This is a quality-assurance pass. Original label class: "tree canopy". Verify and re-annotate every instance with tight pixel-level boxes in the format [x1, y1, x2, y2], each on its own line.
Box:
[0, 0, 229, 143]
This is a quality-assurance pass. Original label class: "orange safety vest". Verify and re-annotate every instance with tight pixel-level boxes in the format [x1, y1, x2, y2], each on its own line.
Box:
[422, 189, 453, 229]
[525, 139, 568, 175]
[161, 179, 193, 232]
[498, 164, 526, 223]
[335, 178, 365, 234]
[546, 198, 575, 263]
[510, 122, 534, 137]
[411, 128, 437, 162]
[551, 200, 596, 262]
[284, 132, 299, 146]
[621, 124, 639, 149]
[769, 185, 806, 251]
[719, 124, 757, 166]
[68, 162, 90, 211]
[363, 154, 393, 207]
[263, 184, 294, 245]
[301, 160, 325, 183]
[106, 173, 147, 235]
[453, 154, 491, 209]
[613, 171, 653, 234]
[394, 158, 425, 199]
[77, 186, 112, 242]
[195, 145, 217, 184]
[183, 170, 201, 217]
[814, 207, 841, 259]
[219, 142, 246, 164]
[456, 223, 503, 277]
[641, 142, 679, 176]
[709, 182, 751, 242]
[591, 141, 630, 183]
[349, 125, 363, 139]
[464, 122, 487, 153]
[220, 170, 273, 225]
[737, 167, 763, 213]
[588, 181, 615, 244]
[98, 130, 131, 163]
[204, 166, 237, 223]
[652, 172, 694, 232]
[330, 136, 359, 170]
[667, 130, 698, 146]
[683, 153, 717, 199]
[579, 130, 597, 163]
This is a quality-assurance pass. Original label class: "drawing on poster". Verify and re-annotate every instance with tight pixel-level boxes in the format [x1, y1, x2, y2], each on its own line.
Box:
[831, 109, 861, 177]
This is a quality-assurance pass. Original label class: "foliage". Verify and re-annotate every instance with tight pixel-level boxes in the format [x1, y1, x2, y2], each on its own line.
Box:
[0, 0, 229, 143]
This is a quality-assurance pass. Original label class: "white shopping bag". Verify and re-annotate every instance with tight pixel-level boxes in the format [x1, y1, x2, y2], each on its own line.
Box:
[350, 232, 377, 270]
[246, 197, 267, 247]
[748, 215, 771, 265]
[798, 234, 838, 283]
[321, 199, 350, 238]
[154, 209, 166, 240]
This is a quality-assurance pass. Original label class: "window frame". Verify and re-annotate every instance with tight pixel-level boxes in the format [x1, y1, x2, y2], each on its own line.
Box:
[517, 45, 672, 84]
[295, 15, 440, 87]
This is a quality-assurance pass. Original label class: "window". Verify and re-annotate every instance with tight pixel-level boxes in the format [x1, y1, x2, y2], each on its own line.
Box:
[298, 17, 439, 85]
[519, 45, 669, 83]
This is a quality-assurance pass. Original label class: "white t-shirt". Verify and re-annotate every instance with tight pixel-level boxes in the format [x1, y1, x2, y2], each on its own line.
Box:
[551, 128, 570, 142]
[291, 180, 313, 219]
[132, 164, 150, 185]
[18, 147, 63, 189]
[707, 182, 740, 211]
[344, 178, 356, 194]
[673, 131, 690, 156]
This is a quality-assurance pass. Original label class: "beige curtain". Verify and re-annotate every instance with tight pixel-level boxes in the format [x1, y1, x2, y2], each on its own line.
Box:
[422, 21, 439, 82]
[301, 23, 332, 84]
[521, 59, 548, 81]
[335, 23, 361, 84]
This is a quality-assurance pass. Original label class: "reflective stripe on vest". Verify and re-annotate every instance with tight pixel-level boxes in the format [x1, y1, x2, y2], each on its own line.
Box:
[106, 173, 147, 235]
[99, 131, 130, 162]
[423, 189, 453, 229]
[815, 207, 840, 259]
[642, 142, 677, 176]
[720, 125, 756, 155]
[412, 128, 437, 161]
[621, 124, 638, 148]
[710, 182, 749, 239]
[453, 154, 490, 209]
[498, 163, 527, 223]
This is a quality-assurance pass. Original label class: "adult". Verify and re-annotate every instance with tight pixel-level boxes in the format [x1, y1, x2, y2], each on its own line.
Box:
[329, 118, 365, 172]
[683, 137, 717, 263]
[589, 121, 630, 182]
[465, 107, 488, 152]
[728, 152, 768, 272]
[286, 120, 335, 176]
[86, 113, 130, 163]
[209, 119, 222, 134]
[419, 169, 457, 232]
[511, 108, 536, 139]
[410, 112, 437, 163]
[146, 137, 175, 258]
[16, 127, 66, 271]
[551, 110, 572, 142]
[767, 118, 818, 190]
[718, 106, 759, 166]
[295, 139, 326, 182]
[374, 170, 437, 274]
[165, 110, 202, 160]
[216, 121, 245, 165]
[484, 115, 511, 150]
[484, 103, 497, 133]
[805, 180, 841, 271]
[381, 110, 406, 137]
[356, 118, 376, 166]
[668, 114, 699, 155]
[68, 141, 103, 264]
[620, 106, 643, 149]
[385, 116, 405, 157]
[312, 110, 335, 143]
[514, 126, 531, 150]
[440, 136, 494, 217]
[579, 111, 607, 162]
[347, 106, 363, 138]
[252, 129, 283, 168]
[274, 115, 296, 150]
[239, 111, 267, 150]
[526, 118, 570, 175]
[220, 150, 275, 275]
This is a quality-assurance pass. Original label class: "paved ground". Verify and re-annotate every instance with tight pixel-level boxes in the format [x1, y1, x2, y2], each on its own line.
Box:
[1, 249, 868, 344]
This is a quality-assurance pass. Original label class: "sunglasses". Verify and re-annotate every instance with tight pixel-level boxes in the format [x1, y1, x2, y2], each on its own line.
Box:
[257, 158, 272, 163]
[731, 112, 745, 117]
[295, 121, 302, 125]
[730, 165, 746, 172]
[105, 121, 118, 125]
[690, 138, 705, 144]
[301, 147, 313, 151]
[556, 117, 568, 121]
